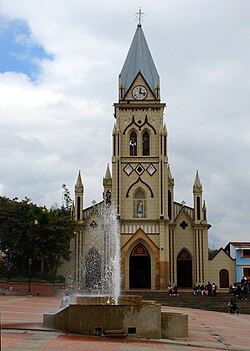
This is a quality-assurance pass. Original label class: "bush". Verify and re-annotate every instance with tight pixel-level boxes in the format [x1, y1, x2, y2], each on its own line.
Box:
[1, 275, 65, 284]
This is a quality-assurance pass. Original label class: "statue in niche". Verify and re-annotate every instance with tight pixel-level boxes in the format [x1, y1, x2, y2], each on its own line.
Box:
[106, 190, 111, 206]
[137, 201, 143, 218]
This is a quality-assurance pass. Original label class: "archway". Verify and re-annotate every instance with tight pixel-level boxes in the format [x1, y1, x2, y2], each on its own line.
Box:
[219, 269, 229, 288]
[129, 243, 151, 289]
[85, 248, 101, 290]
[177, 249, 192, 287]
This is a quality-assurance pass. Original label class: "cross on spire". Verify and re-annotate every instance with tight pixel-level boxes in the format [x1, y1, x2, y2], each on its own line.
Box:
[135, 7, 145, 26]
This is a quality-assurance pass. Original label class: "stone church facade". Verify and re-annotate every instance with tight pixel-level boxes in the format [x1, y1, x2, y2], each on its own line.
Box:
[58, 23, 236, 290]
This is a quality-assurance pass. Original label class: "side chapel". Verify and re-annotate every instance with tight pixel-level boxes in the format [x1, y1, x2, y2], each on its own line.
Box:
[58, 21, 235, 290]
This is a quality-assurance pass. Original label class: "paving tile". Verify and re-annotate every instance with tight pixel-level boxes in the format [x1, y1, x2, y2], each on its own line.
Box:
[0, 295, 250, 350]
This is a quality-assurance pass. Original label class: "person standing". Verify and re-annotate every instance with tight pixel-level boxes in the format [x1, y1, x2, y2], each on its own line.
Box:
[212, 283, 217, 297]
[60, 290, 70, 309]
[229, 297, 239, 314]
[241, 277, 248, 300]
[207, 282, 212, 297]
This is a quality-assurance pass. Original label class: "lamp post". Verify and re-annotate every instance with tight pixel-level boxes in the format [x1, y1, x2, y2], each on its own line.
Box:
[27, 258, 32, 297]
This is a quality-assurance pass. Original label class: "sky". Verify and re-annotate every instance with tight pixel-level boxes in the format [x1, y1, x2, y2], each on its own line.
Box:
[0, 0, 249, 248]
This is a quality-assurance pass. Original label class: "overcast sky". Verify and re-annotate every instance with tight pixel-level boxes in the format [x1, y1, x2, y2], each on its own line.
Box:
[0, 0, 249, 248]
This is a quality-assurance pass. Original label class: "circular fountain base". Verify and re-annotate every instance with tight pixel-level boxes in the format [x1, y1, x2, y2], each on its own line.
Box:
[75, 295, 143, 305]
[43, 294, 188, 339]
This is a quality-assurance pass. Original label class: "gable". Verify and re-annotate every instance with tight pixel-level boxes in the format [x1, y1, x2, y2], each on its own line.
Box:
[209, 247, 235, 262]
[174, 206, 194, 227]
[123, 72, 157, 101]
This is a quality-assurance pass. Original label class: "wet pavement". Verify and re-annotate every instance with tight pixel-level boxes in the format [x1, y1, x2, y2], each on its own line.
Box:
[0, 295, 249, 350]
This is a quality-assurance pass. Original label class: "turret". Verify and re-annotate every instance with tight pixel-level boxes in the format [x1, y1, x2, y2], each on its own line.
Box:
[168, 165, 174, 221]
[112, 124, 118, 157]
[202, 200, 207, 223]
[162, 123, 168, 158]
[103, 163, 112, 206]
[75, 170, 84, 221]
[193, 170, 202, 223]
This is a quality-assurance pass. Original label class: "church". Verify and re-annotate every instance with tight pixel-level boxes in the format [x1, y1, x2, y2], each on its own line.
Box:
[58, 22, 235, 291]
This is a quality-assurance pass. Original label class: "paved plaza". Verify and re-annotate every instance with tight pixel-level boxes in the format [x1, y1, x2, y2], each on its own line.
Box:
[0, 295, 249, 350]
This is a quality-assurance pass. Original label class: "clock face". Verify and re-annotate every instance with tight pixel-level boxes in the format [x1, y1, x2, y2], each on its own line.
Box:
[132, 85, 147, 100]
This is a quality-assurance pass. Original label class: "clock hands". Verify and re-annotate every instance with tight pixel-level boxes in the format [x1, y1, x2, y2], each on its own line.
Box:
[139, 87, 146, 96]
[132, 85, 147, 100]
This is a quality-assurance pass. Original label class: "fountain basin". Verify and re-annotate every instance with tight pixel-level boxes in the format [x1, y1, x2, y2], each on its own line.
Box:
[161, 312, 188, 338]
[75, 294, 143, 305]
[43, 295, 188, 339]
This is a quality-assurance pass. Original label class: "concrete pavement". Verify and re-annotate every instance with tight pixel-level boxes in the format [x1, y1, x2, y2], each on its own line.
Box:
[0, 295, 249, 350]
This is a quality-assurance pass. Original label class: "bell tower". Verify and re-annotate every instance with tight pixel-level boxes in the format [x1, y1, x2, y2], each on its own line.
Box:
[112, 22, 172, 289]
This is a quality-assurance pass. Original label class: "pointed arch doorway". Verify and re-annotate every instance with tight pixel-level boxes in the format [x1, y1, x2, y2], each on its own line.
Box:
[129, 244, 151, 289]
[177, 249, 192, 288]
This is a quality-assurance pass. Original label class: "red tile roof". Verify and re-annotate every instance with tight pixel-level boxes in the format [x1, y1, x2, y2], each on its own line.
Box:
[229, 242, 250, 247]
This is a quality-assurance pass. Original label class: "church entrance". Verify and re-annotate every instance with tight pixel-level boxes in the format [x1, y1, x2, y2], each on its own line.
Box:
[129, 244, 151, 289]
[177, 249, 192, 288]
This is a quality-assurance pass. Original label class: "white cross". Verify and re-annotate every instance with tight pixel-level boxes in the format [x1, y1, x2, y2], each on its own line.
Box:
[135, 8, 145, 25]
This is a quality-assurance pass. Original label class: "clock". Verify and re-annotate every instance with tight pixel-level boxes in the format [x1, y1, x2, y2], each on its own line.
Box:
[132, 85, 147, 100]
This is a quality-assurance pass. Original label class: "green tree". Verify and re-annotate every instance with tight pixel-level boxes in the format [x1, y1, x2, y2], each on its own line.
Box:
[27, 206, 77, 278]
[0, 196, 77, 281]
[0, 196, 33, 277]
[208, 248, 218, 260]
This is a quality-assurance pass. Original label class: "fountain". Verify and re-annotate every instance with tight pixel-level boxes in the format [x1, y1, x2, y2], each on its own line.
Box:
[69, 203, 121, 305]
[43, 203, 188, 339]
[102, 203, 121, 305]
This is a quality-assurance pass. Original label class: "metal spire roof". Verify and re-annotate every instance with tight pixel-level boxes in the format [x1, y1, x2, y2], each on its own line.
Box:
[119, 24, 160, 97]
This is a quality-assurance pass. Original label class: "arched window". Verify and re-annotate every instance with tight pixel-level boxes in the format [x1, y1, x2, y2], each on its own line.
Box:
[168, 190, 172, 220]
[76, 196, 81, 221]
[197, 196, 201, 220]
[142, 131, 150, 155]
[134, 189, 146, 218]
[164, 134, 167, 156]
[113, 135, 116, 156]
[130, 131, 137, 156]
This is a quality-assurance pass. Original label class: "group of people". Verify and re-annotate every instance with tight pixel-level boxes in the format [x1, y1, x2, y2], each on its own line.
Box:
[229, 277, 248, 300]
[167, 284, 179, 296]
[227, 277, 249, 315]
[192, 282, 217, 297]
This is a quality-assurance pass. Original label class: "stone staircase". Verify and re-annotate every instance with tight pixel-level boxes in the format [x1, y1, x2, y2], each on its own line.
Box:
[122, 290, 250, 314]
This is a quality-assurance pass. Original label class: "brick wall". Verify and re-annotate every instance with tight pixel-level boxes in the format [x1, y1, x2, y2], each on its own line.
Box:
[0, 280, 64, 296]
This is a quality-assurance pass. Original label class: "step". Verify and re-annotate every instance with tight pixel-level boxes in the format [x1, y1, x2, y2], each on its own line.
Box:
[121, 292, 250, 314]
[103, 329, 127, 338]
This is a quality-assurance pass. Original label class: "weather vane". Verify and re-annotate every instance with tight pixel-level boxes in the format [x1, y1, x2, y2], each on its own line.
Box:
[135, 7, 145, 26]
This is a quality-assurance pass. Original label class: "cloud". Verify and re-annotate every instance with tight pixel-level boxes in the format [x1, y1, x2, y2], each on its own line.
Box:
[0, 0, 249, 248]
[0, 16, 52, 80]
